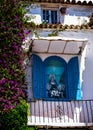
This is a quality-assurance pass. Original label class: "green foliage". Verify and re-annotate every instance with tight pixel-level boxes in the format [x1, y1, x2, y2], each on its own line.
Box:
[48, 33, 58, 36]
[0, 100, 28, 130]
[48, 30, 58, 37]
[27, 103, 31, 116]
[27, 126, 38, 130]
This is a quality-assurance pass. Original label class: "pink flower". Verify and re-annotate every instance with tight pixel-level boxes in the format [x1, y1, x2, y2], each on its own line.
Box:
[0, 98, 3, 102]
[3, 53, 7, 58]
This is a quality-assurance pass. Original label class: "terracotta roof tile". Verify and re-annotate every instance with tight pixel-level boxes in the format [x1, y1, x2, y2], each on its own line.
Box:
[35, 0, 93, 5]
[25, 23, 93, 29]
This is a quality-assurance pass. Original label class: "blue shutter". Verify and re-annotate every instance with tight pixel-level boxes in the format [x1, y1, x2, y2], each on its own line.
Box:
[33, 54, 45, 99]
[67, 57, 82, 100]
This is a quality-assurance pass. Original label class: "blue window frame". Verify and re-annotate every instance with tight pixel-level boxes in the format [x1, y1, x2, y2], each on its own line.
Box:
[43, 10, 49, 23]
[32, 54, 82, 101]
[51, 10, 57, 24]
[42, 10, 58, 24]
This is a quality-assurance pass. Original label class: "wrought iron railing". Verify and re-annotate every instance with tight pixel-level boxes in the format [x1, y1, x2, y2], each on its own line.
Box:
[28, 100, 93, 127]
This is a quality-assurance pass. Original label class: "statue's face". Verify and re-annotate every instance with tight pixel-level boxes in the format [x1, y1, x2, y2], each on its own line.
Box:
[51, 76, 55, 81]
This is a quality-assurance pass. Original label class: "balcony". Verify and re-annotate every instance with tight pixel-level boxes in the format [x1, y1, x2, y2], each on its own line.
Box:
[28, 100, 93, 128]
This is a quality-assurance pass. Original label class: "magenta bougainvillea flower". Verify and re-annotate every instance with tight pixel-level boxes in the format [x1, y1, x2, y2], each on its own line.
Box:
[0, 0, 27, 113]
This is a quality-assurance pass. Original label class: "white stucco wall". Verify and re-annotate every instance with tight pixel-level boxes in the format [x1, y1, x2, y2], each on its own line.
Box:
[25, 5, 42, 24]
[27, 5, 93, 25]
[81, 31, 93, 100]
[25, 58, 33, 100]
[66, 7, 93, 16]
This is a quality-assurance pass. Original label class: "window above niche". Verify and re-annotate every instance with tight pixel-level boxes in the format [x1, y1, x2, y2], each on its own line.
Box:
[42, 9, 58, 24]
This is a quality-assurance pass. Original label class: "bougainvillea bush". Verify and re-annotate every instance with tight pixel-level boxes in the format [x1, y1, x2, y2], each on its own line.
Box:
[0, 100, 28, 130]
[0, 0, 27, 129]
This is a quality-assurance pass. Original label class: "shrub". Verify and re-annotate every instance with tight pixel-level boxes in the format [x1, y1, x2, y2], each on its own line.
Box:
[0, 100, 28, 130]
[27, 126, 38, 130]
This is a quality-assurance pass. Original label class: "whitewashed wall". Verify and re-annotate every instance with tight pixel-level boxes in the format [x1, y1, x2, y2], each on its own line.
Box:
[81, 31, 93, 100]
[27, 4, 93, 25]
[25, 5, 42, 24]
[66, 7, 93, 16]
[25, 57, 33, 101]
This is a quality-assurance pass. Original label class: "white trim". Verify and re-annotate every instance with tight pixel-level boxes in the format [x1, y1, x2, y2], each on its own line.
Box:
[28, 120, 93, 127]
[32, 36, 88, 42]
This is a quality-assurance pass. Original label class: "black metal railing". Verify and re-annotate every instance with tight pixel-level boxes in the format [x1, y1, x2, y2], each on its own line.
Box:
[28, 100, 93, 126]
